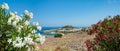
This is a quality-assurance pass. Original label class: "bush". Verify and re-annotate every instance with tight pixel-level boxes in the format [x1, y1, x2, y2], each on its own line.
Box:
[85, 15, 120, 51]
[54, 33, 62, 38]
[0, 3, 45, 51]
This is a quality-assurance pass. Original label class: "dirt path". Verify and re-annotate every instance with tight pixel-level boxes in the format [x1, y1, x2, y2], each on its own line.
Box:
[38, 32, 95, 51]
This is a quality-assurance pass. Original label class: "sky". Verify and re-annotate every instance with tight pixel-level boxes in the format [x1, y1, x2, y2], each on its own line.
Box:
[0, 0, 120, 27]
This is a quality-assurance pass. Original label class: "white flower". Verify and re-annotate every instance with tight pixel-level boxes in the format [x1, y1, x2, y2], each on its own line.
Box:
[16, 15, 22, 21]
[37, 26, 42, 30]
[13, 42, 25, 48]
[40, 35, 45, 44]
[12, 37, 25, 48]
[35, 38, 40, 42]
[33, 22, 42, 30]
[32, 30, 36, 33]
[24, 10, 33, 19]
[8, 13, 22, 26]
[16, 25, 23, 32]
[7, 19, 12, 25]
[107, 16, 111, 20]
[16, 37, 22, 41]
[12, 21, 17, 27]
[29, 12, 33, 18]
[24, 36, 34, 45]
[7, 16, 14, 25]
[24, 10, 29, 14]
[17, 27, 21, 32]
[10, 12, 16, 17]
[24, 21, 30, 26]
[19, 25, 23, 28]
[7, 39, 12, 44]
[1, 3, 9, 10]
[14, 43, 22, 48]
[35, 34, 45, 44]
[33, 22, 39, 26]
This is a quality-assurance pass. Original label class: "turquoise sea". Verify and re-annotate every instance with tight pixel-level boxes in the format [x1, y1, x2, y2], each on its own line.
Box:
[37, 26, 88, 36]
[37, 27, 61, 36]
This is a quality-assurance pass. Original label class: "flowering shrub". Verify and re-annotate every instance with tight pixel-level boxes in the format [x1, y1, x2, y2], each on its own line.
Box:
[0, 3, 45, 51]
[85, 15, 120, 51]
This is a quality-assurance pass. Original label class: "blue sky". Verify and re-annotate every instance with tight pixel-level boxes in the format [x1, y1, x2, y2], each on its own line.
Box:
[0, 0, 120, 27]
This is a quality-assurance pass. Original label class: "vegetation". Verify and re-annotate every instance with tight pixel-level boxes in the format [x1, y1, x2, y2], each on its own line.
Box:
[0, 3, 45, 51]
[54, 33, 63, 38]
[85, 15, 120, 51]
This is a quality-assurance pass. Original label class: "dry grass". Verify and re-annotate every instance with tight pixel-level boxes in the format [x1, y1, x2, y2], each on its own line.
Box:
[38, 32, 95, 51]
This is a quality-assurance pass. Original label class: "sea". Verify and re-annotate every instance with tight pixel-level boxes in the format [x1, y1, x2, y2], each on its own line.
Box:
[37, 27, 61, 36]
[37, 26, 88, 36]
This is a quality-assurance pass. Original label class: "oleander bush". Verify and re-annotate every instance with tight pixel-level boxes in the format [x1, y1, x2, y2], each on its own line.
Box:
[85, 15, 120, 51]
[0, 3, 45, 51]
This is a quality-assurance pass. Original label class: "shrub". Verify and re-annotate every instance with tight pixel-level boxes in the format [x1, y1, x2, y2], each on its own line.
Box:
[0, 3, 45, 51]
[54, 33, 62, 38]
[85, 15, 120, 51]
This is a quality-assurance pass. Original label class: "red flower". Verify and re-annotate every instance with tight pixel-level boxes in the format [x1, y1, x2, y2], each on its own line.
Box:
[118, 28, 120, 32]
[93, 24, 98, 30]
[96, 35, 101, 39]
[85, 40, 90, 48]
[96, 34, 109, 40]
[88, 29, 94, 35]
[84, 40, 94, 51]
[113, 35, 118, 39]
[113, 21, 118, 25]
[102, 35, 109, 40]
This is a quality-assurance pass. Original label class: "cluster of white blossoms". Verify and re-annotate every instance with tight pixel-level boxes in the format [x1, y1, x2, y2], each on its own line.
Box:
[1, 3, 9, 10]
[8, 12, 22, 26]
[7, 37, 25, 48]
[33, 22, 42, 31]
[7, 34, 45, 48]
[35, 34, 45, 44]
[0, 3, 45, 51]
[24, 10, 33, 19]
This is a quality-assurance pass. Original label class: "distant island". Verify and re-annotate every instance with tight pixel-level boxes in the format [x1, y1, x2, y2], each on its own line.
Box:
[44, 25, 89, 35]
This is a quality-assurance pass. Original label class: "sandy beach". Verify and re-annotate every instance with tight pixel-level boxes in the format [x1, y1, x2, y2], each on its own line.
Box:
[38, 32, 95, 51]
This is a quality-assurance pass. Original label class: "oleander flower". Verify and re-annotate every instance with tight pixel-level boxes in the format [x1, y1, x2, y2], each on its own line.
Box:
[8, 13, 22, 27]
[37, 26, 42, 30]
[1, 3, 9, 10]
[24, 21, 30, 26]
[33, 22, 42, 30]
[86, 15, 120, 51]
[24, 10, 33, 19]
[35, 34, 45, 44]
[12, 37, 25, 48]
[17, 25, 23, 32]
[0, 3, 45, 51]
[24, 36, 34, 45]
[10, 12, 16, 17]
[7, 39, 12, 44]
[33, 22, 39, 26]
[40, 35, 45, 44]
[32, 30, 36, 33]
[12, 21, 18, 27]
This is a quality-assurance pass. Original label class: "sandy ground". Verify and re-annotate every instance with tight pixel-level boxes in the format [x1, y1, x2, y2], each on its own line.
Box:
[38, 32, 95, 51]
